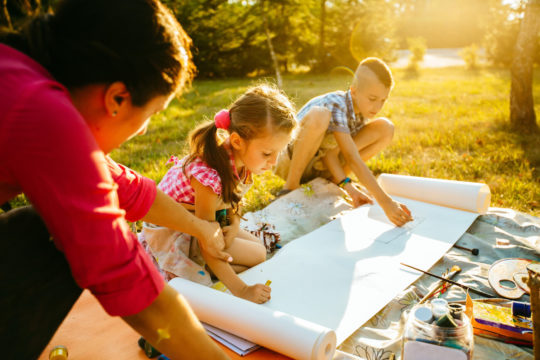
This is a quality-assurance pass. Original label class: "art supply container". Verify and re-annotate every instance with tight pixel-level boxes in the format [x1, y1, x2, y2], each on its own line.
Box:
[402, 304, 473, 360]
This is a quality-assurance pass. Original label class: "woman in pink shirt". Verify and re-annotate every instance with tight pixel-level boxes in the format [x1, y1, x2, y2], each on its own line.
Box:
[0, 1, 230, 359]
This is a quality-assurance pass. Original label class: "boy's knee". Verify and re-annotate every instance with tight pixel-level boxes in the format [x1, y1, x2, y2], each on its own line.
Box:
[373, 117, 394, 142]
[302, 107, 331, 131]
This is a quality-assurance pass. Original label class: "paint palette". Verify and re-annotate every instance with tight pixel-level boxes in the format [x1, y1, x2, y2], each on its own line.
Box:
[488, 258, 532, 299]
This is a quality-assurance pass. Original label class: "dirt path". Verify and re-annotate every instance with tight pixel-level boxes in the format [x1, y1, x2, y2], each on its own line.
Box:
[391, 48, 472, 68]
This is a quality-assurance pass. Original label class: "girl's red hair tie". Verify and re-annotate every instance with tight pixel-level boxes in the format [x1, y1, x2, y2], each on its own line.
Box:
[214, 109, 231, 130]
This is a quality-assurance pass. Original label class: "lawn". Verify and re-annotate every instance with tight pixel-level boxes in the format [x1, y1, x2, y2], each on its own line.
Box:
[111, 67, 540, 216]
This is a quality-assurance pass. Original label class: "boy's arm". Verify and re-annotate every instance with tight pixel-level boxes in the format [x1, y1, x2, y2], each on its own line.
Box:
[333, 131, 412, 226]
[143, 189, 231, 262]
[323, 150, 373, 207]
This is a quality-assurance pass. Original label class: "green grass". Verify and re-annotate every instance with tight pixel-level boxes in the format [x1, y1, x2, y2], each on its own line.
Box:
[111, 67, 537, 217]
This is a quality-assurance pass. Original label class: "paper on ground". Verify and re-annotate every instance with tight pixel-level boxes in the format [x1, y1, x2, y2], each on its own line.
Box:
[170, 175, 490, 357]
[239, 174, 490, 344]
[169, 277, 337, 360]
[202, 322, 260, 356]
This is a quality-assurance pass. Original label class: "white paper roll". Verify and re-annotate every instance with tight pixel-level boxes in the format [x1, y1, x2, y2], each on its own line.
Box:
[378, 174, 491, 214]
[169, 277, 337, 360]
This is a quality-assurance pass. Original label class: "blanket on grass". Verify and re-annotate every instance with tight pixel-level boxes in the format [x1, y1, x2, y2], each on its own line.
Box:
[241, 178, 539, 360]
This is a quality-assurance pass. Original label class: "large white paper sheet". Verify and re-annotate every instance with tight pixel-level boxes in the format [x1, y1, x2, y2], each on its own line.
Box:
[239, 195, 480, 343]
[169, 277, 337, 360]
[170, 175, 490, 358]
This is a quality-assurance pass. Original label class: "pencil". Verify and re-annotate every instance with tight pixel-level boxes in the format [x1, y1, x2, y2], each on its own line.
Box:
[265, 280, 272, 286]
[400, 263, 495, 298]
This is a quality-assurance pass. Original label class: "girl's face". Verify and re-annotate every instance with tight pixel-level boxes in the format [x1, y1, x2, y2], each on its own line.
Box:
[233, 129, 291, 175]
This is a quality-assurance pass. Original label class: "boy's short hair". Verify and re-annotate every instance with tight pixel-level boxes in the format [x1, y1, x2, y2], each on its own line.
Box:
[353, 57, 394, 89]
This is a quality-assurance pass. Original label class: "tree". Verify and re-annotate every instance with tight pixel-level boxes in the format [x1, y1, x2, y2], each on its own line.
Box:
[260, 0, 282, 87]
[1, 0, 13, 29]
[0, 0, 54, 29]
[160, 0, 398, 77]
[482, 0, 526, 67]
[510, 0, 540, 131]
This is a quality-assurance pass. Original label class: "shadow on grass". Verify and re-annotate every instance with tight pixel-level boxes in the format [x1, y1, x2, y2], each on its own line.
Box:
[493, 118, 540, 180]
[519, 128, 540, 180]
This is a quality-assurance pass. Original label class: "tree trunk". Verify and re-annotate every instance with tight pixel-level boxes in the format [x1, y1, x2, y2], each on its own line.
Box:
[261, 1, 282, 88]
[510, 0, 540, 131]
[1, 0, 13, 29]
[318, 0, 327, 71]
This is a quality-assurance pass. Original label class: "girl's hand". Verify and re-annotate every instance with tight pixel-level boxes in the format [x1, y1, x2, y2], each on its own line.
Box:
[222, 214, 240, 248]
[198, 221, 232, 263]
[380, 199, 413, 227]
[237, 283, 271, 304]
[343, 182, 373, 208]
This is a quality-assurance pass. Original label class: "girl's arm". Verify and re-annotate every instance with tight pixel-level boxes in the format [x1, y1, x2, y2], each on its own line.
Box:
[142, 189, 231, 262]
[192, 179, 270, 304]
[222, 211, 240, 248]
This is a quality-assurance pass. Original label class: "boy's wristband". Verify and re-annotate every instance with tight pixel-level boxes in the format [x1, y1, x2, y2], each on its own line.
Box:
[337, 177, 351, 188]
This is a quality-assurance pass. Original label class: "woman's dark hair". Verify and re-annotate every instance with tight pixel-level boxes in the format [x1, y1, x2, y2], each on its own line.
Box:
[184, 84, 296, 213]
[0, 0, 195, 106]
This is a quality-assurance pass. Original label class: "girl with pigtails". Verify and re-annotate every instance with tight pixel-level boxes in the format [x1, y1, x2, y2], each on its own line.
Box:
[141, 84, 296, 304]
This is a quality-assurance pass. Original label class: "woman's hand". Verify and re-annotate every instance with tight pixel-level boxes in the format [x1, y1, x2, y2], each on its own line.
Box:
[197, 220, 232, 262]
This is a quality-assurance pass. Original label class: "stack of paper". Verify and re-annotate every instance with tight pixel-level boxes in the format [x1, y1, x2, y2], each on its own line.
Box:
[203, 323, 260, 356]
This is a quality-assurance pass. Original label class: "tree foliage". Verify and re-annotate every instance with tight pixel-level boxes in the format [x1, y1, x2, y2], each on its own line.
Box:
[5, 0, 535, 78]
[482, 0, 540, 67]
[164, 0, 398, 77]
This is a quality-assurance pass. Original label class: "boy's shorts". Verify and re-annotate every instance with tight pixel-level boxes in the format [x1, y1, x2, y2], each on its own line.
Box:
[274, 133, 346, 183]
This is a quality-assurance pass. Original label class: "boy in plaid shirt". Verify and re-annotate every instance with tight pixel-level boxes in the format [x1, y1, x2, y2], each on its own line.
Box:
[275, 57, 412, 227]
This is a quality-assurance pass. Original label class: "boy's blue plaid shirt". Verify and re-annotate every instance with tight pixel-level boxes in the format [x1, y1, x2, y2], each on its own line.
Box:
[296, 90, 365, 136]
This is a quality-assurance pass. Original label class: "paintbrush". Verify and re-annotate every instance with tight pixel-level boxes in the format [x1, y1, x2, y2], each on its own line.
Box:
[419, 265, 461, 304]
[401, 262, 495, 298]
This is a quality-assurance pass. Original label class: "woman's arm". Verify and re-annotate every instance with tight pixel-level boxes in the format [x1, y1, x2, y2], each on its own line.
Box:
[143, 189, 231, 262]
[123, 284, 230, 360]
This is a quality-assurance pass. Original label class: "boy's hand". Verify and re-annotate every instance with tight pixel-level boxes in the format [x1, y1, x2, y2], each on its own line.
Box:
[343, 182, 374, 208]
[198, 221, 232, 262]
[380, 199, 413, 227]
